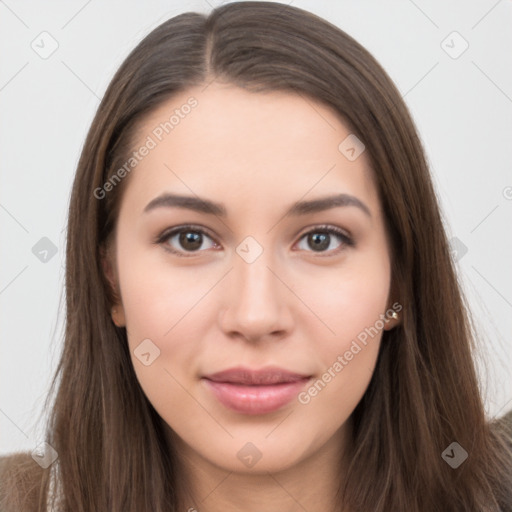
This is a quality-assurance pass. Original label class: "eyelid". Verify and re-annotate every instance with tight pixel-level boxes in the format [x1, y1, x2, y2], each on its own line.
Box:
[154, 224, 219, 257]
[155, 223, 354, 257]
[294, 224, 354, 256]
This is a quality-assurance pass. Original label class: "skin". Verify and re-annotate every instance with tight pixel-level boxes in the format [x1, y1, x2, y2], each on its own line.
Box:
[105, 81, 400, 512]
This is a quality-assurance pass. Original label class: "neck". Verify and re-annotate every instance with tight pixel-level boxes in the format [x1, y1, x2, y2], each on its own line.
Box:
[167, 419, 353, 512]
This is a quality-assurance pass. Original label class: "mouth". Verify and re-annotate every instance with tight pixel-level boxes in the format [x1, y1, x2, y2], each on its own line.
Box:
[202, 366, 312, 415]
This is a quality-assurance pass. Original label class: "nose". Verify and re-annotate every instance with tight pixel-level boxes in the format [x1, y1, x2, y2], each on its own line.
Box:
[218, 249, 294, 344]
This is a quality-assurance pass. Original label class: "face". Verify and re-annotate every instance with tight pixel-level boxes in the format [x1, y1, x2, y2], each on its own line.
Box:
[106, 82, 397, 475]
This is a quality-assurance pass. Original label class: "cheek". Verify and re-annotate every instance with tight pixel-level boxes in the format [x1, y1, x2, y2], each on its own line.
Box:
[298, 253, 390, 399]
[118, 261, 208, 419]
[116, 231, 214, 341]
[120, 268, 211, 385]
[296, 281, 387, 423]
[301, 251, 391, 343]
[115, 235, 209, 389]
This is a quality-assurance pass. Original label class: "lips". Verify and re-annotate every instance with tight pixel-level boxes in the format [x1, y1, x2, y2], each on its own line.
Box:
[203, 366, 311, 385]
[202, 366, 312, 415]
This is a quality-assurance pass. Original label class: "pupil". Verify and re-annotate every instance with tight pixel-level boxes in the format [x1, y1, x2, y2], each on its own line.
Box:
[180, 232, 202, 250]
[309, 233, 329, 251]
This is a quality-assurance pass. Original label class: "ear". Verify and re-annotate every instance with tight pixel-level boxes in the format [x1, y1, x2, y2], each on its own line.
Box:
[383, 305, 401, 331]
[100, 244, 126, 328]
[383, 275, 402, 331]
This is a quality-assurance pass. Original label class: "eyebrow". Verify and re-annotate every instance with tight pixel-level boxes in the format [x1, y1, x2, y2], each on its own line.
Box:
[143, 192, 371, 218]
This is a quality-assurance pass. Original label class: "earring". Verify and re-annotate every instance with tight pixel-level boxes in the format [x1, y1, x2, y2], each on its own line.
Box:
[389, 311, 399, 320]
[111, 307, 119, 326]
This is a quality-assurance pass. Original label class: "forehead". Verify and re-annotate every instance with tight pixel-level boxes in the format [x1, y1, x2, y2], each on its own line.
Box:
[136, 82, 359, 161]
[122, 82, 378, 213]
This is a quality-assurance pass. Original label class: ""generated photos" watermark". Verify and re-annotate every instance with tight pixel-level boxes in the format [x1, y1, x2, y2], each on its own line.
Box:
[298, 302, 402, 405]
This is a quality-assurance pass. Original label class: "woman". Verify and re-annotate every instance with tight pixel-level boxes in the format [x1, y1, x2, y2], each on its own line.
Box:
[1, 2, 511, 511]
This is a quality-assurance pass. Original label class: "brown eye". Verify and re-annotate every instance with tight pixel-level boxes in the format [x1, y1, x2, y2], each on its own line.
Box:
[296, 226, 354, 254]
[157, 226, 218, 256]
[177, 231, 203, 251]
[306, 233, 331, 251]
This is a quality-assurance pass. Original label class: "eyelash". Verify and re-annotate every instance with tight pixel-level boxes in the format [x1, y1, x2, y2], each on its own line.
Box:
[154, 224, 355, 258]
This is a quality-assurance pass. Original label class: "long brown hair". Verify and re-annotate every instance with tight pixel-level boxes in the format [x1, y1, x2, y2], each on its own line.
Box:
[2, 2, 511, 510]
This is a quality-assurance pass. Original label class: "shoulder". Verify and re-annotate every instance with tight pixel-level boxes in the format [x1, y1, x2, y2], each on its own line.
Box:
[501, 408, 512, 426]
[0, 451, 44, 512]
[488, 409, 512, 510]
[491, 408, 512, 443]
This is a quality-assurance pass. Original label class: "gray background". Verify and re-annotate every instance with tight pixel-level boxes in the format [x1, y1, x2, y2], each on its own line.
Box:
[1, 0, 511, 456]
